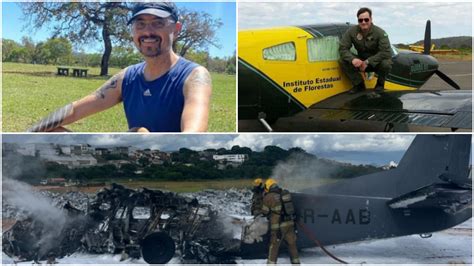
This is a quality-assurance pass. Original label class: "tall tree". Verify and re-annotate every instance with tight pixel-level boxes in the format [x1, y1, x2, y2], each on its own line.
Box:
[21, 2, 132, 76]
[41, 37, 73, 64]
[109, 46, 142, 68]
[20, 36, 36, 63]
[1, 39, 21, 62]
[20, 3, 223, 75]
[175, 8, 223, 57]
[225, 50, 236, 74]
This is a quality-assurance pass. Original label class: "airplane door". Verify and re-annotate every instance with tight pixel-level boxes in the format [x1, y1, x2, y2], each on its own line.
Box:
[252, 34, 310, 119]
[300, 36, 352, 106]
[238, 28, 309, 121]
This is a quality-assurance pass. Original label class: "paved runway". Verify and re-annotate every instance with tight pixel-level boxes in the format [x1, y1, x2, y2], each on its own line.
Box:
[238, 60, 472, 132]
[421, 60, 472, 90]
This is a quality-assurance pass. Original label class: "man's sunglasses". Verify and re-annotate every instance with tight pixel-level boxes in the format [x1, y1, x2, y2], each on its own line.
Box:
[358, 18, 370, 23]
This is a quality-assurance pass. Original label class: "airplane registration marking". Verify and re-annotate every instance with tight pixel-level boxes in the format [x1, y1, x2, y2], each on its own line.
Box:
[410, 63, 430, 73]
[301, 208, 371, 225]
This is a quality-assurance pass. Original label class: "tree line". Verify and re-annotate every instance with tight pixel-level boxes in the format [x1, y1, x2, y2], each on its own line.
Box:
[3, 145, 383, 184]
[2, 37, 235, 74]
[3, 2, 234, 75]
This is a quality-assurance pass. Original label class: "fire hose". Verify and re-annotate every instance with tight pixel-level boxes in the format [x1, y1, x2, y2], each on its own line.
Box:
[296, 221, 348, 264]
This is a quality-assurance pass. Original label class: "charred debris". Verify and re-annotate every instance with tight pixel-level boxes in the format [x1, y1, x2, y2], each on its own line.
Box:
[3, 184, 250, 264]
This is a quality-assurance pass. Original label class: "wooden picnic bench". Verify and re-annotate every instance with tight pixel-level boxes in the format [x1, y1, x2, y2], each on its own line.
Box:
[57, 67, 89, 77]
[57, 66, 69, 76]
[72, 68, 88, 77]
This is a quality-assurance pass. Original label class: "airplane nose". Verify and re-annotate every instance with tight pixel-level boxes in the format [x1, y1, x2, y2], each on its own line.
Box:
[420, 54, 461, 90]
[424, 55, 439, 71]
[415, 54, 438, 71]
[408, 54, 438, 85]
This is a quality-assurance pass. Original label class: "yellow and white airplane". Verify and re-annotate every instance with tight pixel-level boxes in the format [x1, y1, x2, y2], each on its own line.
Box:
[238, 21, 471, 132]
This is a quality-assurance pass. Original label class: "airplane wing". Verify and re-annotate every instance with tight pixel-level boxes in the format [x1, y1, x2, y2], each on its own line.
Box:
[387, 183, 472, 215]
[295, 90, 471, 131]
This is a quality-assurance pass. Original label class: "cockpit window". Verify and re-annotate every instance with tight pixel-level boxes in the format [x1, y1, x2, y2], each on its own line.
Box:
[307, 36, 340, 62]
[263, 42, 296, 61]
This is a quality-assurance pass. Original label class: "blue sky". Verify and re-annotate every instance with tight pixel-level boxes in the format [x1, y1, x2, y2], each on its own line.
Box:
[2, 2, 236, 58]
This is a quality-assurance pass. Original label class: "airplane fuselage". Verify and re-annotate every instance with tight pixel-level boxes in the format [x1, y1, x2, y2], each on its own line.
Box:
[238, 24, 440, 122]
[240, 192, 471, 258]
[240, 135, 472, 258]
[293, 193, 471, 247]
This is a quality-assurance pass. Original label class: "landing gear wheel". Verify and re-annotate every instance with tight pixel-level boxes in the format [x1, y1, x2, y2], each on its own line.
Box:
[141, 232, 176, 264]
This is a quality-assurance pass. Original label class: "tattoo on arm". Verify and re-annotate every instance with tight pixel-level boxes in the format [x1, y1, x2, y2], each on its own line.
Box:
[188, 68, 212, 88]
[95, 74, 119, 99]
[27, 103, 73, 132]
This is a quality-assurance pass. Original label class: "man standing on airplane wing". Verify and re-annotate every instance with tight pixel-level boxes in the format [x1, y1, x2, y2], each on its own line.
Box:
[339, 7, 392, 94]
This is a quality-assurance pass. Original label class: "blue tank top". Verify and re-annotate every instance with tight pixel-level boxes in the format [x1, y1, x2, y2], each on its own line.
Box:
[122, 58, 198, 132]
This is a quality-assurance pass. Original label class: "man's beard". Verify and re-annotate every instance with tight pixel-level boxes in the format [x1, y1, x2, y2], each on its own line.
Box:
[138, 35, 163, 58]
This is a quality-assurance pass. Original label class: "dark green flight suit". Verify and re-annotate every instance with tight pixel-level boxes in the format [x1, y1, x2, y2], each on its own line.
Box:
[339, 24, 393, 86]
[262, 186, 300, 264]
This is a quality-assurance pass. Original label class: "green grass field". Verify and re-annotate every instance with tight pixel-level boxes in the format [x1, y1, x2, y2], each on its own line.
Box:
[2, 62, 236, 132]
[433, 52, 473, 61]
[36, 179, 255, 194]
[113, 179, 253, 193]
[113, 178, 336, 193]
[37, 178, 337, 194]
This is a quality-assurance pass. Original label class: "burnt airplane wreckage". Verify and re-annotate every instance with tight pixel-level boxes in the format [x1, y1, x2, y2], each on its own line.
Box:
[3, 184, 243, 264]
[3, 135, 472, 264]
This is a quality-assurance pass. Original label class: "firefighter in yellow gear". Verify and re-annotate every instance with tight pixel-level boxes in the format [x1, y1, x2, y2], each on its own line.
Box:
[262, 178, 300, 264]
[251, 178, 265, 216]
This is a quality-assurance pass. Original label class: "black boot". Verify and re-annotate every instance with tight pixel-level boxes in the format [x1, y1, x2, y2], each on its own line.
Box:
[374, 78, 385, 92]
[349, 82, 366, 94]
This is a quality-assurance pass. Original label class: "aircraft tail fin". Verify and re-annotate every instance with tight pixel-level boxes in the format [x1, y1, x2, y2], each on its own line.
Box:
[310, 135, 471, 199]
[396, 135, 471, 192]
[438, 136, 472, 188]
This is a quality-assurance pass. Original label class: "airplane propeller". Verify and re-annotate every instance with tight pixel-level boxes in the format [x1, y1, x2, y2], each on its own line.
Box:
[435, 70, 461, 90]
[423, 20, 431, 55]
[423, 20, 461, 90]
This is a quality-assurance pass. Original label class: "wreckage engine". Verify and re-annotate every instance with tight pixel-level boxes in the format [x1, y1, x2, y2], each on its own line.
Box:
[2, 184, 244, 264]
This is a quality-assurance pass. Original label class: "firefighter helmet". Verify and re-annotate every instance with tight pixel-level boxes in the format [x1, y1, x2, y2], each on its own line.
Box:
[264, 178, 277, 192]
[253, 178, 263, 187]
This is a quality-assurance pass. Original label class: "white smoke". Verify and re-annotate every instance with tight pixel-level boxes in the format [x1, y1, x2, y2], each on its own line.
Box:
[216, 214, 243, 240]
[270, 153, 343, 192]
[3, 178, 68, 257]
[2, 151, 47, 180]
[241, 215, 268, 244]
[382, 161, 398, 170]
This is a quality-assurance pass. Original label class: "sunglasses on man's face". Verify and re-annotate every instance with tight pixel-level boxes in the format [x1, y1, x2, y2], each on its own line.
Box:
[358, 18, 370, 23]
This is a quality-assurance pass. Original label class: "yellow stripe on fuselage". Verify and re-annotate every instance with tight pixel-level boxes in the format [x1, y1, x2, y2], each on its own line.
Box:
[239, 26, 415, 108]
[384, 81, 417, 91]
